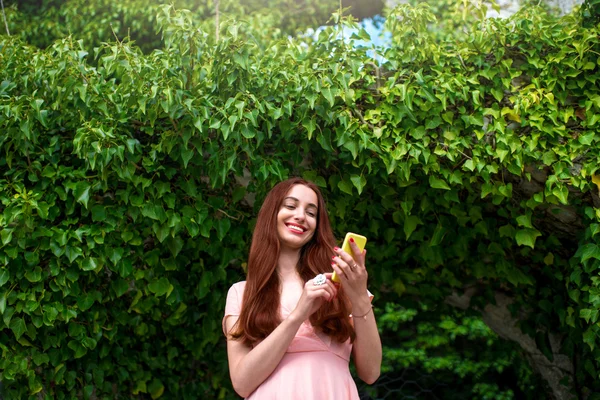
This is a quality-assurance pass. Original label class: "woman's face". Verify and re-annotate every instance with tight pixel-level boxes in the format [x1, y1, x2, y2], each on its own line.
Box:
[276, 184, 318, 250]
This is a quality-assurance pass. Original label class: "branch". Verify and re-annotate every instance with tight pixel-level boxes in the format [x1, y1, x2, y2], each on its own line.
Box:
[446, 288, 576, 400]
[353, 108, 376, 130]
[1, 0, 10, 36]
[215, 0, 220, 42]
[445, 286, 477, 309]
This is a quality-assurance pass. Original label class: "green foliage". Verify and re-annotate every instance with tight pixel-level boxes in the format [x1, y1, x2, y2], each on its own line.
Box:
[364, 304, 543, 399]
[1, 1, 600, 398]
[581, 0, 600, 26]
[2, 0, 339, 52]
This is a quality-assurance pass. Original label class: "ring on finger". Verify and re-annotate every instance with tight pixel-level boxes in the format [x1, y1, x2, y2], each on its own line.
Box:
[313, 274, 326, 286]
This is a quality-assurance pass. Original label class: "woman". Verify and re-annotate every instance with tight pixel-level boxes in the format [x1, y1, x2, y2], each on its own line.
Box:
[223, 178, 382, 399]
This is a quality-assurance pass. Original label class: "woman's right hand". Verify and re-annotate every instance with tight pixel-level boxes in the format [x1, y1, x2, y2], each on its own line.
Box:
[291, 273, 338, 321]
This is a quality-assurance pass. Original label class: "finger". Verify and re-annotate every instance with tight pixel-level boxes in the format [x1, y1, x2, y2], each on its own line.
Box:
[334, 247, 354, 266]
[359, 249, 367, 268]
[326, 279, 338, 295]
[325, 273, 341, 290]
[332, 256, 353, 278]
[315, 284, 335, 301]
[324, 284, 336, 301]
[348, 237, 363, 260]
[349, 239, 368, 268]
[331, 262, 349, 284]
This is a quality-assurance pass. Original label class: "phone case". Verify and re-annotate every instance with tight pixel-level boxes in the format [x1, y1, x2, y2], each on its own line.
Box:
[331, 232, 367, 282]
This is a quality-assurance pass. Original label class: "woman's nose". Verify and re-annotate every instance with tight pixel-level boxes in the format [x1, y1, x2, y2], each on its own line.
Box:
[294, 208, 305, 220]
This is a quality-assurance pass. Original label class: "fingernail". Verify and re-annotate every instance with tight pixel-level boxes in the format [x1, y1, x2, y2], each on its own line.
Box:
[332, 256, 336, 260]
[350, 238, 354, 243]
[334, 247, 339, 251]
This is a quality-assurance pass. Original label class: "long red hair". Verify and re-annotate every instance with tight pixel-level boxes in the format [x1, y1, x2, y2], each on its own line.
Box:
[231, 178, 355, 347]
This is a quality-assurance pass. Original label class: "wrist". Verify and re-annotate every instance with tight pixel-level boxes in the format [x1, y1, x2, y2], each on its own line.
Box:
[287, 310, 307, 325]
[351, 297, 372, 316]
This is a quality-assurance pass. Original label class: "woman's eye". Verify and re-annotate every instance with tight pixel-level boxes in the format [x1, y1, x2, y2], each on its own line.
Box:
[285, 205, 295, 210]
[307, 211, 316, 217]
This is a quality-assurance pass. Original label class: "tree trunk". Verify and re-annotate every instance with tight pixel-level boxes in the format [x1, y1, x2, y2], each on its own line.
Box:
[447, 289, 576, 400]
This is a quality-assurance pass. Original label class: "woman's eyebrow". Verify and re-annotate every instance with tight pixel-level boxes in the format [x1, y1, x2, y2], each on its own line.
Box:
[283, 197, 317, 209]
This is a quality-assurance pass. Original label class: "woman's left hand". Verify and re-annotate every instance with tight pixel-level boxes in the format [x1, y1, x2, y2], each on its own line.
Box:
[331, 240, 368, 304]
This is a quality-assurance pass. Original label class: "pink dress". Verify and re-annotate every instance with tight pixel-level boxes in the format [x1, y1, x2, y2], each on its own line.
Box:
[223, 281, 364, 400]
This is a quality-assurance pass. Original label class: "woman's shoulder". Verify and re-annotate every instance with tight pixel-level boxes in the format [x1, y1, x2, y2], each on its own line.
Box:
[227, 281, 247, 296]
[230, 280, 246, 290]
[224, 281, 247, 315]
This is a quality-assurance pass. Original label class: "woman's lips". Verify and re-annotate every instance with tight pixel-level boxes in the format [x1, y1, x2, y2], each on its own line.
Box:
[286, 224, 306, 234]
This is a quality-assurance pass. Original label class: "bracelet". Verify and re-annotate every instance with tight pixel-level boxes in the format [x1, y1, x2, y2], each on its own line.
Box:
[350, 305, 373, 321]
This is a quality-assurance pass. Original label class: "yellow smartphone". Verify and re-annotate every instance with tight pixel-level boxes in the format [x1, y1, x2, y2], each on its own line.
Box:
[331, 232, 367, 283]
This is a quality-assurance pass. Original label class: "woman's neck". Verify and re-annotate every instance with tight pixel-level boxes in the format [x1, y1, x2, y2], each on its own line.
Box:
[277, 247, 302, 283]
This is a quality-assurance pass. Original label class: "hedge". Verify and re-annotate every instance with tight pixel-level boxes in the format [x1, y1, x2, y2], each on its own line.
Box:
[1, 1, 600, 398]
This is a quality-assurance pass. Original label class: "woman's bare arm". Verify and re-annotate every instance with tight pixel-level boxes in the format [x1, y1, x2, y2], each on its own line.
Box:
[225, 313, 304, 397]
[331, 244, 382, 384]
[350, 296, 382, 384]
[225, 278, 337, 398]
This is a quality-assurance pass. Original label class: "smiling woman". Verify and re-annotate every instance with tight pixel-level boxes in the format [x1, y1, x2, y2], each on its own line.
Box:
[276, 185, 319, 250]
[222, 178, 382, 399]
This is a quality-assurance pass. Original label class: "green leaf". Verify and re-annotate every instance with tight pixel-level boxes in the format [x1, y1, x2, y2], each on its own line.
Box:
[68, 340, 88, 358]
[117, 259, 133, 278]
[429, 223, 447, 246]
[77, 293, 95, 311]
[515, 228, 541, 248]
[199, 218, 213, 238]
[337, 179, 353, 195]
[215, 218, 231, 242]
[350, 175, 367, 195]
[516, 214, 533, 228]
[43, 306, 59, 326]
[506, 267, 534, 286]
[583, 328, 596, 351]
[552, 185, 568, 205]
[65, 246, 83, 263]
[91, 205, 106, 222]
[148, 378, 165, 399]
[429, 176, 450, 190]
[0, 292, 6, 314]
[80, 257, 98, 271]
[180, 146, 194, 168]
[10, 317, 27, 340]
[153, 223, 170, 243]
[580, 244, 600, 263]
[232, 186, 246, 203]
[112, 278, 129, 298]
[321, 87, 335, 106]
[1, 229, 13, 246]
[109, 247, 124, 266]
[0, 269, 9, 287]
[404, 216, 421, 239]
[74, 182, 91, 208]
[36, 202, 50, 219]
[166, 236, 184, 257]
[32, 352, 50, 366]
[25, 267, 42, 283]
[148, 278, 171, 297]
[581, 308, 599, 324]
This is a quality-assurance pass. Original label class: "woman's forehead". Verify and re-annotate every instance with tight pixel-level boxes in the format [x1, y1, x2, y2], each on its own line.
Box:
[284, 184, 318, 205]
